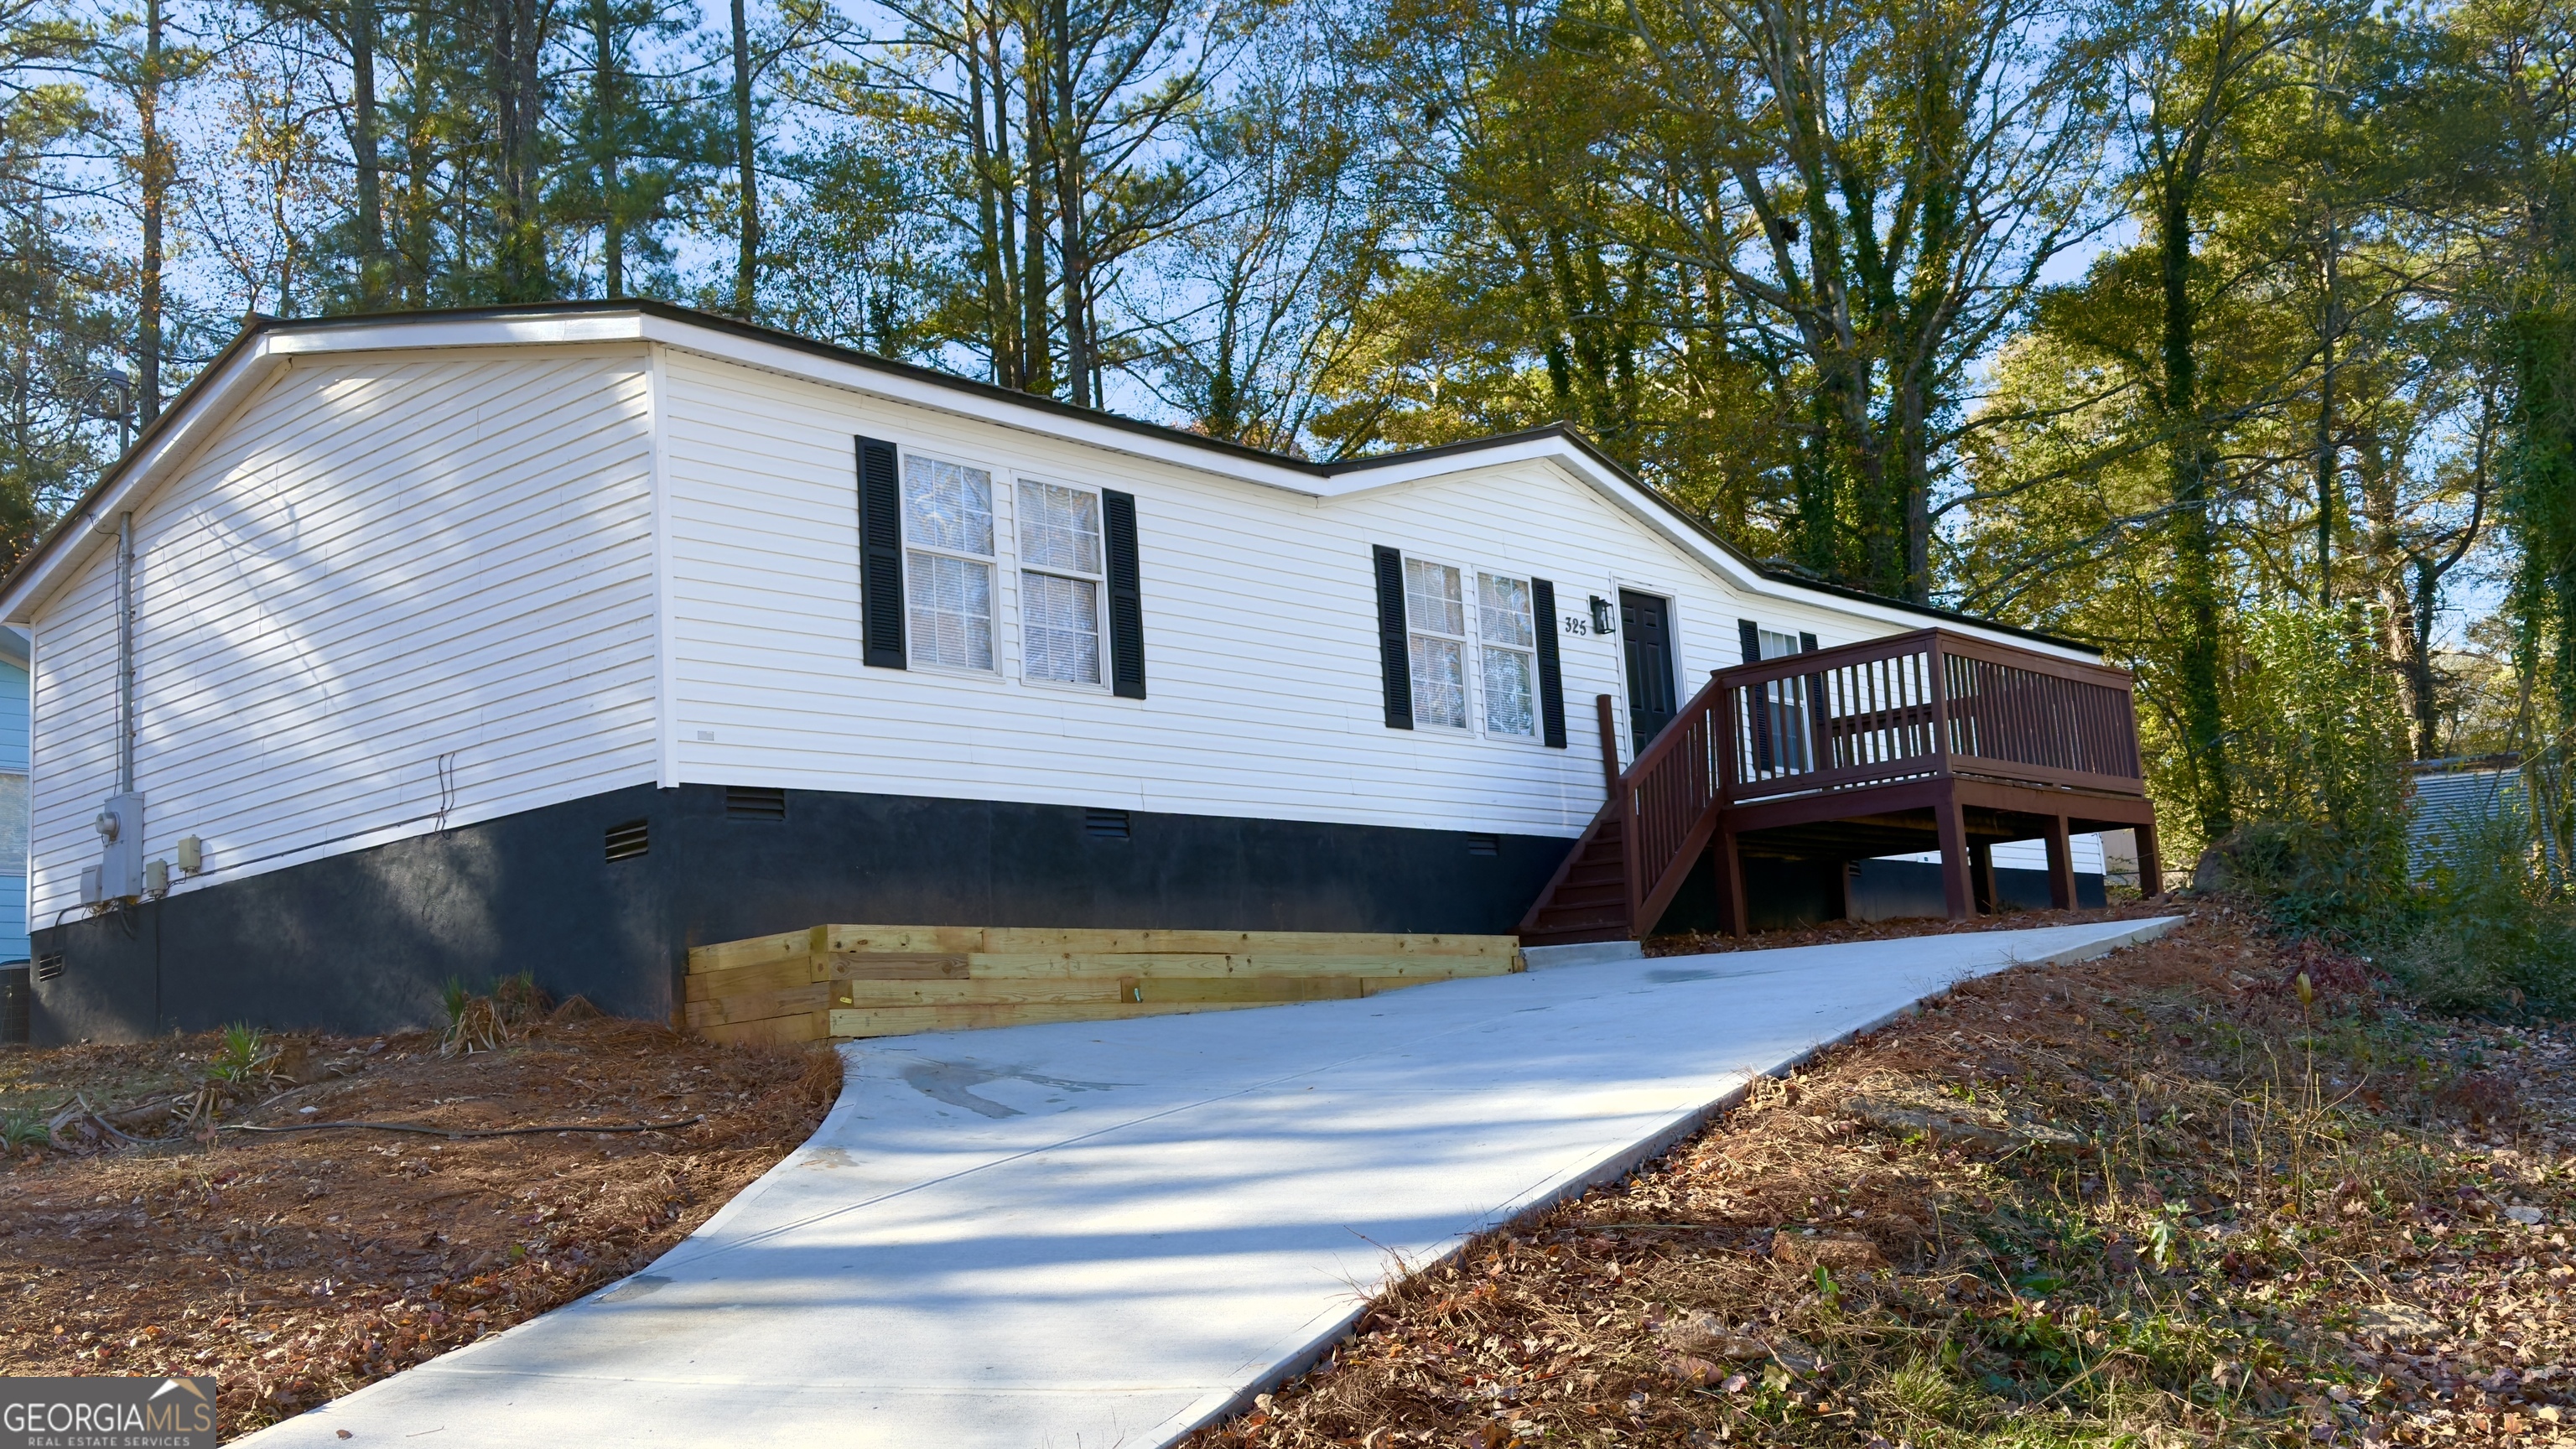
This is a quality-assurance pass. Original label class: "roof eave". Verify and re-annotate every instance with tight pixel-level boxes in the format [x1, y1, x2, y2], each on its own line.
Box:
[0, 302, 2097, 661]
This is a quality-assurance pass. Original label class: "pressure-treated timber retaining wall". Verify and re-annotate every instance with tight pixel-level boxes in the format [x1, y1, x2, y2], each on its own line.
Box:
[683, 925, 1526, 1045]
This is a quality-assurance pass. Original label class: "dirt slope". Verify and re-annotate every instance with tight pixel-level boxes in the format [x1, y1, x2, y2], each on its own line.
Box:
[0, 1013, 837, 1440]
[1186, 905, 2573, 1449]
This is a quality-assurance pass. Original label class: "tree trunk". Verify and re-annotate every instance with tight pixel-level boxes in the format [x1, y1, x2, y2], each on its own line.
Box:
[351, 0, 386, 306]
[1050, 0, 1090, 406]
[969, 20, 1015, 383]
[400, 0, 434, 305]
[2314, 200, 2340, 605]
[1020, 34, 1051, 396]
[138, 0, 164, 423]
[593, 0, 621, 297]
[730, 0, 758, 317]
[2158, 185, 2233, 839]
[2357, 428, 2438, 756]
[491, 0, 548, 299]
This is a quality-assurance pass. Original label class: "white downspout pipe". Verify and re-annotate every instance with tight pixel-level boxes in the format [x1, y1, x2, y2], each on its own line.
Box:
[117, 510, 133, 794]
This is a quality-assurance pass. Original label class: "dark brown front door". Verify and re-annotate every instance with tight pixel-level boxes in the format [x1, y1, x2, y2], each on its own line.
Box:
[1621, 589, 1678, 753]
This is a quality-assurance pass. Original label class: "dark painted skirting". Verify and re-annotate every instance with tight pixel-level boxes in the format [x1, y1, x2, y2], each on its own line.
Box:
[29, 785, 1574, 1043]
[1652, 856, 2106, 934]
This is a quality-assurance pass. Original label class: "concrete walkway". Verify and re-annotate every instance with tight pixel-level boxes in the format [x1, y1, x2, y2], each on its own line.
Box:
[246, 917, 2178, 1448]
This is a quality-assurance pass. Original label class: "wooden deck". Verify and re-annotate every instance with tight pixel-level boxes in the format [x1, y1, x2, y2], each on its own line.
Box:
[683, 925, 1524, 1045]
[1520, 628, 2161, 943]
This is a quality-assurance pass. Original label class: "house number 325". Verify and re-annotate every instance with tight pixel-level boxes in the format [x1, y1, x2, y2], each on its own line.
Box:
[1562, 615, 1592, 636]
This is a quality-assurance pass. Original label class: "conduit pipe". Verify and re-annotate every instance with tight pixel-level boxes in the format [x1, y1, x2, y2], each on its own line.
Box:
[117, 510, 134, 793]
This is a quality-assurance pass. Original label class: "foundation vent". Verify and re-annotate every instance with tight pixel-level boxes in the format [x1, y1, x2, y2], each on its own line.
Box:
[605, 819, 650, 862]
[724, 787, 787, 821]
[1083, 808, 1131, 841]
[1467, 834, 1501, 857]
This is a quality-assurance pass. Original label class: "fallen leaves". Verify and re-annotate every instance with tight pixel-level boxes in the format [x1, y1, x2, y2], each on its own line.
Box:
[1181, 903, 2576, 1449]
[0, 1016, 839, 1438]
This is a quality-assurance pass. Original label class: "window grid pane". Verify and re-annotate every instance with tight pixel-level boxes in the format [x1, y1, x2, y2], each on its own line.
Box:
[1410, 635, 1467, 730]
[1021, 570, 1102, 684]
[1404, 558, 1463, 636]
[1017, 480, 1102, 575]
[1478, 574, 1533, 647]
[1756, 629, 1812, 771]
[1483, 648, 1535, 736]
[906, 551, 994, 669]
[903, 457, 995, 557]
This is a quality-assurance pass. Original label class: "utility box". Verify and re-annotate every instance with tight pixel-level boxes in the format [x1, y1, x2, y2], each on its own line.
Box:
[93, 792, 144, 902]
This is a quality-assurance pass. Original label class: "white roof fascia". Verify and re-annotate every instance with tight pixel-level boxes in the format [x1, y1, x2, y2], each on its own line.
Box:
[636, 316, 1327, 494]
[1, 307, 2096, 663]
[262, 312, 651, 358]
[1316, 436, 2099, 662]
[0, 337, 295, 624]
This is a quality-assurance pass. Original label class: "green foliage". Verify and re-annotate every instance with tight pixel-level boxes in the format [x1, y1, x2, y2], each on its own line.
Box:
[440, 971, 552, 1057]
[205, 1022, 275, 1084]
[0, 1107, 49, 1149]
[2186, 606, 2413, 932]
[2389, 793, 2576, 1016]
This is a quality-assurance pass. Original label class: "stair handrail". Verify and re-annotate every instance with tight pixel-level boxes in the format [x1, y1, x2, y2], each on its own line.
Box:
[1616, 669, 1735, 932]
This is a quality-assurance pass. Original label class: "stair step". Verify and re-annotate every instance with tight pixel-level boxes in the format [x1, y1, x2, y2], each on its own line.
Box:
[1524, 907, 1628, 927]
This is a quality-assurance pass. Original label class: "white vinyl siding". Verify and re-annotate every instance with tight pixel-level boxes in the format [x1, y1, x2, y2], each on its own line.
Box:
[25, 348, 658, 918]
[657, 345, 1929, 838]
[5, 318, 2105, 924]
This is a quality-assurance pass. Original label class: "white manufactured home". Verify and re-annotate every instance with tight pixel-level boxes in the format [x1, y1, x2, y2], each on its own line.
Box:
[0, 303, 2135, 1041]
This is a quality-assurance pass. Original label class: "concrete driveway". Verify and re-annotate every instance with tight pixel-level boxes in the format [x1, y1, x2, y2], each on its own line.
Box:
[244, 916, 2177, 1448]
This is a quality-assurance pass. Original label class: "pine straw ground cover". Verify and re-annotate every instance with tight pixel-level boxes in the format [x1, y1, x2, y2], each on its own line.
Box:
[0, 1010, 839, 1440]
[1185, 902, 2573, 1449]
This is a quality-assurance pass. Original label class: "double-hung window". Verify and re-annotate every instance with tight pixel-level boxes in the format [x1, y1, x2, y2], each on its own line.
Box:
[1405, 559, 1470, 730]
[1477, 574, 1537, 738]
[904, 455, 996, 671]
[1400, 558, 1540, 740]
[1756, 626, 1813, 771]
[1017, 480, 1104, 686]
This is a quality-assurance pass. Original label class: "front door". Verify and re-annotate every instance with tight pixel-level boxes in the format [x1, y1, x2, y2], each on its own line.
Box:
[1620, 589, 1678, 754]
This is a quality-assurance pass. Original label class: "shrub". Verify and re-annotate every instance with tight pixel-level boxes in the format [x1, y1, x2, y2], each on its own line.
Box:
[2387, 799, 2576, 1016]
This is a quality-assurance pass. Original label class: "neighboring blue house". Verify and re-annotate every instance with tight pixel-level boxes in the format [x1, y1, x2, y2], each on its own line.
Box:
[0, 626, 25, 964]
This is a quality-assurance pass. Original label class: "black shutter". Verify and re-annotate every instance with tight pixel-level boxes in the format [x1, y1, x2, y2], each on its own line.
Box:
[1738, 618, 1773, 771]
[1800, 631, 1818, 653]
[1373, 545, 1412, 730]
[1104, 490, 1145, 699]
[1532, 578, 1566, 748]
[858, 438, 906, 669]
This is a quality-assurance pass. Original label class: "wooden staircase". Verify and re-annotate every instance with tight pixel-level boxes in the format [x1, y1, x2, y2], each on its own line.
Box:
[1519, 816, 1632, 943]
[1519, 675, 1732, 945]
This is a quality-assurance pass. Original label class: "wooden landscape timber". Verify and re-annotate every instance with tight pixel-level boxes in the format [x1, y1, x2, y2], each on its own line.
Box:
[681, 926, 1526, 1046]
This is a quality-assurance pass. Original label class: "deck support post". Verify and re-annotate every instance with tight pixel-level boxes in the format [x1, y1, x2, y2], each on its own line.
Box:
[1713, 828, 1749, 937]
[1935, 792, 1974, 920]
[2135, 818, 2163, 899]
[1970, 839, 1998, 915]
[2044, 813, 2076, 910]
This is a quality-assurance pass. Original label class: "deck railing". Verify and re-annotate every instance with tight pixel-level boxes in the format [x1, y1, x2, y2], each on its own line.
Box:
[1600, 629, 2143, 930]
[1527, 627, 2151, 943]
[1715, 628, 2145, 805]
